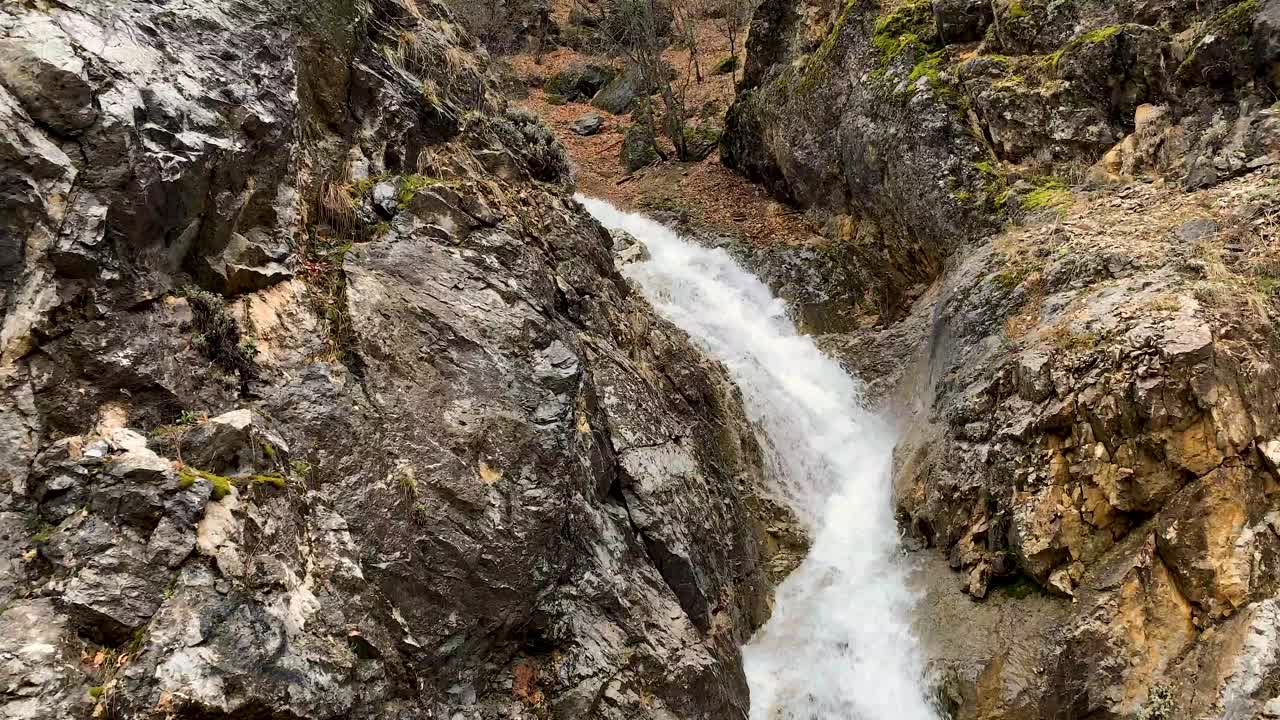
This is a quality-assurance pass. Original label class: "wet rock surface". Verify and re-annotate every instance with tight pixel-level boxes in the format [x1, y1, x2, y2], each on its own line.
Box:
[0, 1, 782, 718]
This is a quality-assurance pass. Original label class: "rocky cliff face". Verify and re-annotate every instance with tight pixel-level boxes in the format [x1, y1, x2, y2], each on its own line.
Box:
[723, 0, 1280, 717]
[723, 0, 1279, 318]
[0, 1, 780, 718]
[867, 169, 1280, 720]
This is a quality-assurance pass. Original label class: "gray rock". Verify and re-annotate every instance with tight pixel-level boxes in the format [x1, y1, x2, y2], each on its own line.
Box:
[1174, 217, 1220, 243]
[0, 12, 96, 132]
[591, 67, 652, 115]
[372, 179, 399, 216]
[211, 230, 294, 295]
[176, 409, 287, 477]
[63, 542, 167, 643]
[545, 62, 617, 101]
[0, 601, 94, 719]
[571, 111, 604, 135]
[611, 230, 651, 265]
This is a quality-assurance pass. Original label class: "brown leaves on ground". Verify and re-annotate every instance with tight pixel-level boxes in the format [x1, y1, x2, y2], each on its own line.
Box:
[508, 0, 822, 246]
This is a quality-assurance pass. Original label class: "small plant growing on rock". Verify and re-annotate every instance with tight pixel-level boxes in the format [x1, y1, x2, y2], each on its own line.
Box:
[1046, 323, 1100, 353]
[1257, 275, 1280, 297]
[178, 286, 259, 386]
[396, 174, 448, 208]
[1147, 294, 1182, 313]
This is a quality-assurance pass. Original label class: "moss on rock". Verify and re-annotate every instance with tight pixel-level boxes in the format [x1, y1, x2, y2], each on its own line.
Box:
[872, 0, 940, 58]
[713, 55, 738, 74]
[178, 466, 234, 500]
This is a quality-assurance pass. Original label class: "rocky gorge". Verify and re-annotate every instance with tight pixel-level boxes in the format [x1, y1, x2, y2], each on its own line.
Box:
[2, 0, 1280, 719]
[721, 0, 1280, 717]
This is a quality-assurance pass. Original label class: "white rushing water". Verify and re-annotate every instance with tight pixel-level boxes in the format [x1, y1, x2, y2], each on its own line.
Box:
[580, 196, 937, 720]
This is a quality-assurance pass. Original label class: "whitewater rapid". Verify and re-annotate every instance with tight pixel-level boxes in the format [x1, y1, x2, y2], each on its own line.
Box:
[580, 196, 937, 720]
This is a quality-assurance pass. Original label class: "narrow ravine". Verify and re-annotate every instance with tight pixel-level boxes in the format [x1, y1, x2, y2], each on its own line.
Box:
[580, 197, 938, 720]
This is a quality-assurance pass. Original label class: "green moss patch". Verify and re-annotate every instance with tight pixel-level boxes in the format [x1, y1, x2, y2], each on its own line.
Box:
[1046, 24, 1124, 68]
[975, 160, 1012, 212]
[251, 473, 288, 488]
[1178, 0, 1262, 78]
[795, 0, 860, 93]
[1206, 0, 1262, 35]
[903, 50, 958, 99]
[178, 467, 234, 499]
[872, 0, 939, 58]
[713, 55, 738, 74]
[1021, 177, 1072, 212]
[179, 466, 289, 498]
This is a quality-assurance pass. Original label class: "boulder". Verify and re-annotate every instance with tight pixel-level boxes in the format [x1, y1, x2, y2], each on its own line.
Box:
[620, 121, 659, 171]
[0, 13, 96, 132]
[591, 66, 656, 114]
[683, 122, 722, 161]
[610, 229, 650, 265]
[571, 111, 604, 135]
[545, 62, 617, 101]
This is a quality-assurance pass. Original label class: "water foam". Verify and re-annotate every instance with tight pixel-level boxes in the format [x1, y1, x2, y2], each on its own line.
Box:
[580, 196, 936, 720]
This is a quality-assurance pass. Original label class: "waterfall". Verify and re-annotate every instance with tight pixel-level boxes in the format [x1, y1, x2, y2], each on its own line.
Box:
[579, 196, 937, 720]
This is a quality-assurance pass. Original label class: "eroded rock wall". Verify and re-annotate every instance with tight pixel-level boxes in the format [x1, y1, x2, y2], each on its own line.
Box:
[0, 1, 779, 718]
[851, 172, 1280, 719]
